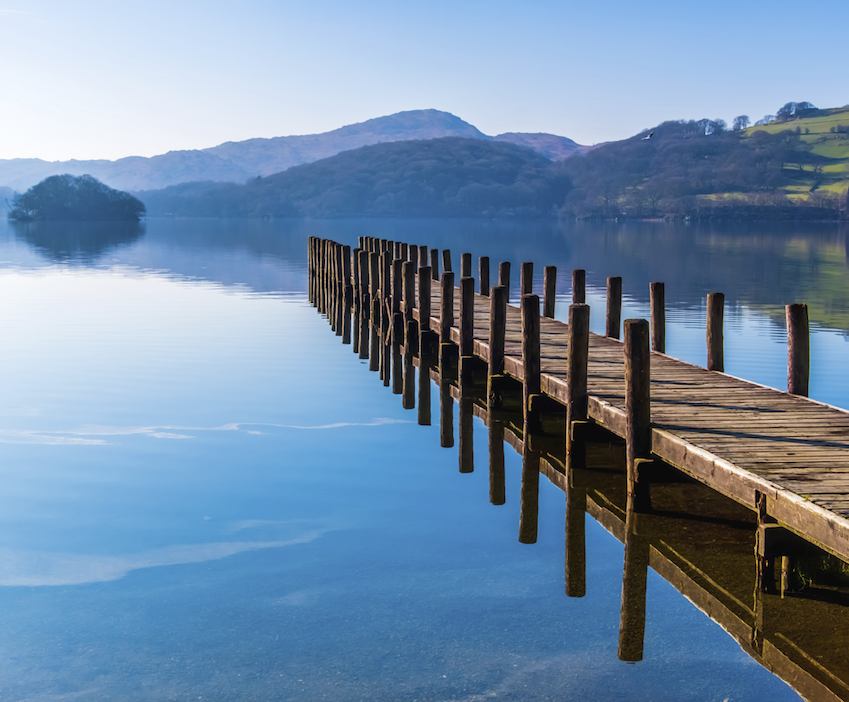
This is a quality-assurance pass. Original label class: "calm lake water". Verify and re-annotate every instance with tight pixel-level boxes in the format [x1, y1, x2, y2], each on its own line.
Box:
[1, 217, 848, 701]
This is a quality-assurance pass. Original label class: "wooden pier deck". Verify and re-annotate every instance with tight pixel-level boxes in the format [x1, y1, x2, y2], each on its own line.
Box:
[425, 282, 849, 563]
[309, 236, 849, 566]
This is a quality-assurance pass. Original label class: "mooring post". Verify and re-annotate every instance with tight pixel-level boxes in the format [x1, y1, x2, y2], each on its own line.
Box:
[606, 276, 622, 339]
[499, 261, 511, 302]
[430, 248, 439, 280]
[787, 303, 809, 396]
[403, 261, 416, 347]
[409, 244, 419, 267]
[461, 253, 472, 279]
[519, 440, 540, 544]
[358, 250, 369, 313]
[569, 267, 584, 303]
[566, 304, 590, 457]
[442, 249, 452, 274]
[650, 282, 665, 354]
[522, 294, 542, 433]
[479, 256, 490, 296]
[439, 271, 455, 373]
[459, 276, 475, 386]
[418, 265, 434, 358]
[544, 266, 556, 318]
[521, 262, 533, 296]
[487, 285, 507, 412]
[400, 242, 409, 262]
[707, 292, 724, 372]
[488, 420, 506, 505]
[624, 319, 652, 512]
[418, 246, 427, 270]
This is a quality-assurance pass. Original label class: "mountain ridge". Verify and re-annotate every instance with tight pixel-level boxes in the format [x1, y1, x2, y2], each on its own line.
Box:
[0, 110, 586, 192]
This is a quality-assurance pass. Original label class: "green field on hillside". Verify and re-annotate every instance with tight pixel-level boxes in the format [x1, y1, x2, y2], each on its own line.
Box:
[745, 107, 849, 198]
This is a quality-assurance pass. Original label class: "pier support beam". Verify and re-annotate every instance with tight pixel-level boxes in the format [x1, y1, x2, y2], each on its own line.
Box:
[624, 319, 652, 513]
[487, 285, 508, 413]
[522, 294, 542, 434]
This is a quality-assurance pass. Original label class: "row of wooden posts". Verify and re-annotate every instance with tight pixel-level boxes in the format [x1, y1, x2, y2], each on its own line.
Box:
[308, 234, 813, 508]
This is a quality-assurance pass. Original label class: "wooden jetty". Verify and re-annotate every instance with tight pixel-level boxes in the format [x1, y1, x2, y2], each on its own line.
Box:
[309, 234, 849, 699]
[307, 235, 849, 572]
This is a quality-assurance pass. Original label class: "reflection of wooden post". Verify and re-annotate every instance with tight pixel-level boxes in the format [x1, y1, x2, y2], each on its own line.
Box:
[488, 285, 507, 412]
[606, 276, 622, 339]
[392, 312, 404, 395]
[707, 292, 724, 372]
[787, 303, 809, 396]
[442, 249, 452, 273]
[499, 261, 511, 301]
[650, 282, 665, 354]
[358, 295, 370, 360]
[519, 440, 540, 544]
[369, 297, 380, 371]
[565, 479, 586, 597]
[566, 304, 590, 456]
[543, 266, 556, 318]
[618, 507, 649, 662]
[521, 262, 533, 295]
[572, 269, 585, 304]
[418, 356, 432, 426]
[342, 282, 353, 345]
[459, 276, 475, 386]
[440, 379, 454, 448]
[479, 256, 490, 296]
[461, 252, 472, 278]
[403, 320, 416, 410]
[488, 421, 505, 505]
[459, 394, 474, 473]
[522, 295, 541, 432]
[369, 252, 379, 302]
[440, 271, 455, 374]
[430, 248, 439, 280]
[624, 319, 652, 512]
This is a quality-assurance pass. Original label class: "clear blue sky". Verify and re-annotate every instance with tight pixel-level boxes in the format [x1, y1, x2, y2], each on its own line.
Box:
[1, 0, 846, 161]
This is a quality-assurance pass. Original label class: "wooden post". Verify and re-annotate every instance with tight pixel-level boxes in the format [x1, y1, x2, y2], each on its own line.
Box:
[392, 259, 403, 314]
[543, 266, 556, 318]
[487, 285, 507, 411]
[521, 262, 533, 296]
[418, 265, 433, 357]
[519, 440, 540, 544]
[342, 282, 353, 345]
[418, 246, 428, 270]
[566, 304, 590, 455]
[479, 256, 490, 296]
[461, 252, 472, 279]
[499, 261, 511, 302]
[572, 269, 585, 304]
[606, 276, 622, 339]
[522, 294, 541, 432]
[400, 242, 408, 262]
[787, 303, 809, 396]
[442, 249, 452, 273]
[369, 252, 379, 302]
[358, 295, 369, 360]
[459, 276, 475, 386]
[430, 248, 439, 280]
[624, 319, 652, 512]
[440, 271, 455, 373]
[409, 244, 419, 267]
[650, 282, 665, 354]
[488, 420, 506, 505]
[403, 261, 415, 328]
[418, 354, 432, 426]
[358, 250, 369, 312]
[392, 312, 404, 395]
[707, 292, 724, 372]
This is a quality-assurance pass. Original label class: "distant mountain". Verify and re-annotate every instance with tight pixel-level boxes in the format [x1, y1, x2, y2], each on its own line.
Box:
[140, 137, 572, 219]
[0, 110, 586, 192]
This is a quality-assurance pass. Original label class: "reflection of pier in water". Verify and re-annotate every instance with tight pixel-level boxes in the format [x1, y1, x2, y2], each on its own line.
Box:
[312, 243, 849, 702]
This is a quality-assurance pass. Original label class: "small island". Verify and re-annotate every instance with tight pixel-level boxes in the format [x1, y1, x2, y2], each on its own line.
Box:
[8, 174, 145, 221]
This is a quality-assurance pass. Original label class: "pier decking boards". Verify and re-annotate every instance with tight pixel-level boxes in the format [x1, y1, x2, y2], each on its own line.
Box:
[309, 236, 849, 565]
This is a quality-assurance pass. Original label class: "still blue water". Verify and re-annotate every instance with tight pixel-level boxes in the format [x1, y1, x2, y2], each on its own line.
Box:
[0, 218, 846, 700]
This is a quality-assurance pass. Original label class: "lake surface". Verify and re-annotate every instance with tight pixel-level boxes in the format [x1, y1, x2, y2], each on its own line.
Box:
[1, 217, 848, 701]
